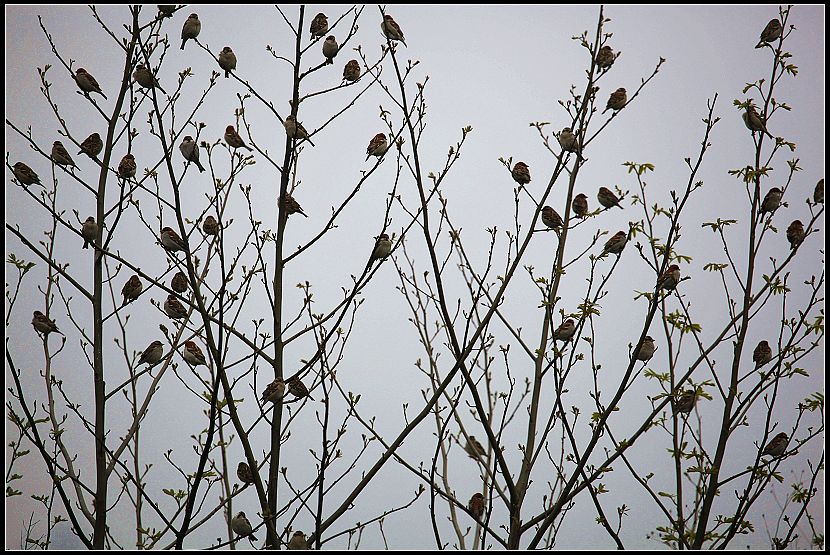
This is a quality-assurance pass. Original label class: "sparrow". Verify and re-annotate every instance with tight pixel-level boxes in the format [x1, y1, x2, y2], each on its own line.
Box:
[157, 5, 176, 18]
[78, 133, 103, 158]
[742, 105, 773, 139]
[51, 141, 76, 167]
[237, 462, 256, 485]
[786, 220, 804, 249]
[182, 340, 207, 366]
[370, 234, 392, 262]
[603, 87, 627, 114]
[553, 318, 576, 342]
[672, 389, 697, 415]
[541, 206, 563, 231]
[759, 187, 782, 215]
[468, 493, 485, 521]
[635, 335, 656, 362]
[74, 68, 107, 99]
[287, 531, 309, 550]
[381, 14, 406, 46]
[365, 133, 389, 162]
[814, 178, 824, 204]
[464, 436, 486, 459]
[180, 13, 201, 50]
[286, 376, 311, 399]
[756, 18, 783, 48]
[118, 154, 137, 179]
[596, 45, 616, 70]
[309, 13, 328, 39]
[511, 161, 531, 186]
[656, 264, 681, 292]
[32, 310, 60, 335]
[179, 136, 205, 172]
[133, 64, 166, 94]
[261, 378, 286, 404]
[571, 193, 589, 218]
[600, 230, 627, 257]
[230, 512, 257, 541]
[280, 194, 308, 217]
[82, 216, 98, 249]
[283, 115, 314, 146]
[224, 125, 253, 151]
[160, 227, 187, 252]
[761, 432, 789, 458]
[322, 36, 338, 65]
[558, 127, 579, 154]
[218, 46, 237, 78]
[343, 59, 361, 82]
[202, 215, 220, 235]
[597, 187, 623, 210]
[164, 294, 188, 320]
[171, 271, 189, 293]
[753, 340, 773, 369]
[12, 162, 41, 186]
[137, 340, 164, 366]
[121, 275, 143, 306]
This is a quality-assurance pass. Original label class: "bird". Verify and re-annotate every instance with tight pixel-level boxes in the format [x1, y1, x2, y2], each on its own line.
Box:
[753, 340, 773, 369]
[121, 275, 143, 306]
[286, 376, 311, 399]
[343, 59, 361, 82]
[32, 311, 60, 335]
[656, 264, 681, 292]
[468, 493, 485, 521]
[322, 36, 338, 65]
[118, 154, 137, 179]
[160, 227, 187, 252]
[164, 295, 188, 320]
[553, 318, 576, 342]
[464, 436, 486, 459]
[261, 378, 286, 404]
[283, 115, 314, 146]
[365, 133, 389, 162]
[309, 13, 328, 39]
[759, 187, 782, 215]
[74, 68, 107, 99]
[12, 162, 41, 186]
[603, 87, 627, 114]
[597, 187, 623, 210]
[137, 340, 164, 366]
[78, 133, 103, 158]
[51, 141, 76, 167]
[814, 178, 824, 204]
[180, 13, 201, 50]
[237, 462, 256, 485]
[596, 45, 616, 70]
[672, 389, 697, 415]
[381, 14, 406, 46]
[761, 432, 789, 458]
[756, 18, 783, 48]
[572, 193, 589, 218]
[171, 271, 189, 293]
[786, 220, 804, 249]
[370, 234, 392, 262]
[230, 512, 257, 542]
[280, 194, 308, 218]
[133, 63, 166, 94]
[743, 105, 773, 139]
[287, 530, 309, 550]
[179, 136, 205, 172]
[218, 46, 237, 78]
[182, 340, 207, 366]
[600, 230, 627, 257]
[558, 127, 579, 154]
[511, 161, 531, 186]
[157, 5, 176, 19]
[202, 215, 220, 235]
[635, 335, 656, 362]
[224, 125, 253, 151]
[82, 216, 98, 249]
[541, 206, 563, 231]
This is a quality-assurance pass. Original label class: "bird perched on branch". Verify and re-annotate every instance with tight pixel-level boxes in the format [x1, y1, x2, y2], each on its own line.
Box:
[261, 378, 285, 404]
[572, 193, 588, 218]
[137, 340, 164, 366]
[179, 136, 205, 172]
[160, 227, 187, 252]
[558, 127, 579, 154]
[603, 87, 627, 114]
[74, 68, 107, 99]
[597, 187, 623, 210]
[511, 161, 531, 186]
[468, 493, 485, 521]
[171, 271, 189, 293]
[343, 59, 361, 82]
[231, 512, 257, 542]
[381, 14, 406, 46]
[600, 231, 627, 257]
[32, 311, 60, 336]
[283, 115, 314, 146]
[237, 462, 256, 485]
[761, 432, 789, 458]
[218, 46, 237, 78]
[181, 13, 201, 50]
[786, 220, 804, 249]
[541, 206, 563, 231]
[759, 187, 782, 215]
[182, 340, 207, 367]
[634, 336, 656, 362]
[82, 217, 98, 250]
[78, 133, 103, 158]
[366, 133, 389, 162]
[370, 234, 392, 263]
[656, 264, 681, 292]
[118, 154, 137, 179]
[287, 530, 309, 550]
[464, 436, 486, 459]
[322, 36, 338, 65]
[225, 125, 253, 151]
[164, 295, 188, 320]
[309, 13, 328, 39]
[133, 63, 166, 94]
[755, 18, 783, 48]
[596, 45, 616, 70]
[742, 105, 773, 139]
[753, 340, 773, 370]
[280, 194, 308, 218]
[51, 141, 76, 167]
[672, 389, 697, 415]
[12, 162, 41, 186]
[553, 319, 576, 342]
[121, 275, 143, 306]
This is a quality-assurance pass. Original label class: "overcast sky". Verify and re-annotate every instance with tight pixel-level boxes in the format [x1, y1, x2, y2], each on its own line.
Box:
[5, 4, 825, 550]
